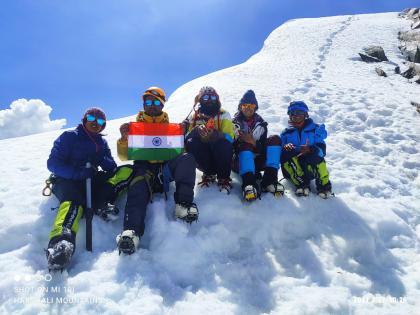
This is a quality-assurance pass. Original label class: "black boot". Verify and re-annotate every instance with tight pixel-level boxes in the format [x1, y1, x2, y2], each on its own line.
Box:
[316, 181, 333, 199]
[261, 167, 278, 189]
[241, 172, 260, 202]
[46, 231, 75, 271]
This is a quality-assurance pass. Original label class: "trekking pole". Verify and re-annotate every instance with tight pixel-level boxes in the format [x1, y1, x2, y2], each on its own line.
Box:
[180, 102, 197, 136]
[85, 162, 93, 252]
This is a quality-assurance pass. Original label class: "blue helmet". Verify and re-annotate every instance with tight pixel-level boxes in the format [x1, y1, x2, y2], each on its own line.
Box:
[287, 101, 309, 116]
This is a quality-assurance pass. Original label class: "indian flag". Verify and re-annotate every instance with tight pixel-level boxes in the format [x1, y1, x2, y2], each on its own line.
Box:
[128, 122, 184, 161]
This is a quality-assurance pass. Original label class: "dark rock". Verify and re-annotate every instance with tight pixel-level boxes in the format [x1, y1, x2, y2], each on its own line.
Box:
[411, 101, 420, 113]
[359, 46, 388, 62]
[395, 66, 400, 74]
[400, 62, 420, 80]
[359, 53, 380, 62]
[375, 67, 387, 77]
[413, 20, 420, 30]
[408, 8, 419, 18]
[415, 47, 420, 63]
[398, 30, 420, 42]
[398, 30, 420, 62]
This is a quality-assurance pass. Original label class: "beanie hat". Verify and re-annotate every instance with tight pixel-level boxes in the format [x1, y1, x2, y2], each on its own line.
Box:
[287, 101, 309, 115]
[238, 90, 258, 110]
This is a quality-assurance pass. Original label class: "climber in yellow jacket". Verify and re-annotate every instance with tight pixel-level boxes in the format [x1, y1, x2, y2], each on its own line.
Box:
[113, 87, 198, 255]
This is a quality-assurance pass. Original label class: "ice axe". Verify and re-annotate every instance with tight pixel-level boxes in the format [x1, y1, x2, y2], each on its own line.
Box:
[85, 162, 93, 251]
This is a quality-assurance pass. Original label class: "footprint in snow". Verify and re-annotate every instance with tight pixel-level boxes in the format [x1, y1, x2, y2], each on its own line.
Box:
[282, 95, 292, 103]
[258, 101, 270, 110]
[265, 116, 281, 123]
[373, 109, 393, 116]
[402, 161, 420, 170]
[310, 97, 323, 105]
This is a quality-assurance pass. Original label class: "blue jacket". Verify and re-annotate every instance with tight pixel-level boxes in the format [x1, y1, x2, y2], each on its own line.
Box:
[47, 124, 117, 180]
[280, 119, 327, 158]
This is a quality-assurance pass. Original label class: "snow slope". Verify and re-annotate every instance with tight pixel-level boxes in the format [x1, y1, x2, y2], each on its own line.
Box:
[0, 12, 419, 315]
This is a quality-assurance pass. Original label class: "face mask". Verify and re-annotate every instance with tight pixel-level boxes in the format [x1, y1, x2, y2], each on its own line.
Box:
[200, 102, 220, 117]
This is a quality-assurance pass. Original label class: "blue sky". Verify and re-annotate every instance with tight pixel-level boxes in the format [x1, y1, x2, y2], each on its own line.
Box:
[0, 0, 418, 127]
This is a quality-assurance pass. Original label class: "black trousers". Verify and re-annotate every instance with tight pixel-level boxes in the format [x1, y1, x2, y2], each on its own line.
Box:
[185, 136, 233, 179]
[123, 153, 196, 236]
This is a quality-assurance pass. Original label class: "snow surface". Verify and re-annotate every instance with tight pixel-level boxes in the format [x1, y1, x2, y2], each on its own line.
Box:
[0, 12, 419, 315]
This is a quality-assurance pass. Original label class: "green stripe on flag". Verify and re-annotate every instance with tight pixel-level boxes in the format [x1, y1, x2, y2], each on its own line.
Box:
[128, 148, 183, 161]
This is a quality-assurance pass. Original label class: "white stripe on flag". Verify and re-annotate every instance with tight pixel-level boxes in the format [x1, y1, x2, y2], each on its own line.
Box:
[128, 135, 184, 149]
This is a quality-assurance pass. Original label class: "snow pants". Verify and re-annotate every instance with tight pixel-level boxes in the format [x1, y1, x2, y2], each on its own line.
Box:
[117, 153, 196, 236]
[281, 150, 331, 191]
[48, 172, 115, 248]
[232, 135, 281, 187]
[185, 136, 233, 179]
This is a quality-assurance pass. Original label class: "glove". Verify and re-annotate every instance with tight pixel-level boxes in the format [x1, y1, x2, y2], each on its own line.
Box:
[119, 123, 130, 141]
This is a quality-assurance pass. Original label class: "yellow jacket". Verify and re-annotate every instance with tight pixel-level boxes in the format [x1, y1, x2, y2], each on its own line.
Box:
[186, 109, 234, 142]
[117, 111, 169, 161]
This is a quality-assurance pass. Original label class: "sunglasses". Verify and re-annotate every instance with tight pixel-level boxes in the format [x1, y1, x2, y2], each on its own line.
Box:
[86, 114, 106, 126]
[201, 94, 218, 102]
[144, 99, 162, 106]
[241, 103, 256, 110]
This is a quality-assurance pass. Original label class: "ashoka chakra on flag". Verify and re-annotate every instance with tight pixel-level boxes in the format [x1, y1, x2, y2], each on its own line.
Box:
[128, 122, 184, 161]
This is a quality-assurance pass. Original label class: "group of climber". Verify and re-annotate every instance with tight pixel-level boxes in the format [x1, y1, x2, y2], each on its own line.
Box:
[44, 86, 332, 270]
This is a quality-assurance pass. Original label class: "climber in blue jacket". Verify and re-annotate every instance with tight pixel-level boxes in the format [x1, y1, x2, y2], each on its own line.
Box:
[280, 101, 332, 198]
[46, 107, 117, 270]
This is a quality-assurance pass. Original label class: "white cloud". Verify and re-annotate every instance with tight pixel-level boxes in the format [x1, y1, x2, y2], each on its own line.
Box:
[0, 99, 66, 140]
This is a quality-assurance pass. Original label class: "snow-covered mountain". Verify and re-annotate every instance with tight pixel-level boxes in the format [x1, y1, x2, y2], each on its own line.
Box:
[0, 12, 419, 315]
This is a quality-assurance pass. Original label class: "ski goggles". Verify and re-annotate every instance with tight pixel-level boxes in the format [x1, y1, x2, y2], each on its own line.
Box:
[288, 109, 307, 116]
[86, 114, 106, 126]
[201, 94, 218, 102]
[147, 89, 165, 100]
[289, 113, 306, 123]
[240, 103, 257, 110]
[144, 99, 163, 106]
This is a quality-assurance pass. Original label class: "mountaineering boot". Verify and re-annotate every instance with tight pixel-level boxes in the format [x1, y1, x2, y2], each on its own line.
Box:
[295, 186, 310, 197]
[242, 185, 258, 202]
[46, 240, 74, 271]
[261, 181, 285, 197]
[96, 203, 119, 222]
[116, 230, 140, 255]
[318, 190, 333, 199]
[241, 172, 259, 202]
[317, 181, 333, 199]
[197, 174, 217, 187]
[175, 202, 199, 223]
[217, 177, 233, 194]
[261, 167, 283, 197]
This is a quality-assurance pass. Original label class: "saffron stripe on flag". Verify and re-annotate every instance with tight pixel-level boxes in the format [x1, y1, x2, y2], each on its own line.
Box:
[128, 135, 184, 149]
[129, 122, 184, 136]
[128, 148, 183, 161]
